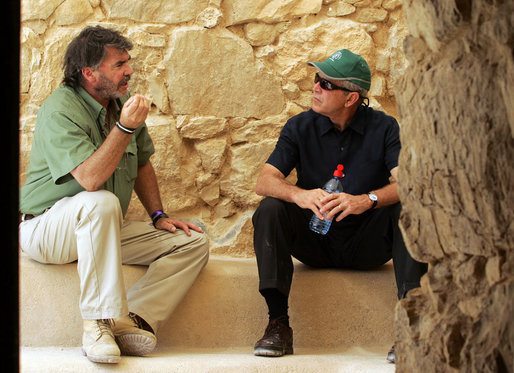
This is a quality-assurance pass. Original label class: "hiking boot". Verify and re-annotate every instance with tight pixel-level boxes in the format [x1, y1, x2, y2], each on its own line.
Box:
[111, 313, 157, 356]
[82, 319, 121, 364]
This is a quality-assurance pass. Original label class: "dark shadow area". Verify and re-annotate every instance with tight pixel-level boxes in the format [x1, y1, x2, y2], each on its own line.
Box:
[4, 0, 20, 371]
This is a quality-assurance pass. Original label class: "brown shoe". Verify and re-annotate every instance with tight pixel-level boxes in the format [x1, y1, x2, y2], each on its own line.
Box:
[254, 317, 293, 357]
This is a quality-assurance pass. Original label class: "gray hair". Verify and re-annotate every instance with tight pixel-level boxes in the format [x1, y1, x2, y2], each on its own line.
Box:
[340, 80, 369, 105]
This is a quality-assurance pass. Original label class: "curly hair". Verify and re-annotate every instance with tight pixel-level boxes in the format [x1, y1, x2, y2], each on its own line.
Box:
[62, 25, 133, 89]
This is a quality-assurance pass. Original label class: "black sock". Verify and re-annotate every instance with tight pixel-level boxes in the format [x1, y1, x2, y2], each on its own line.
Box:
[260, 288, 289, 326]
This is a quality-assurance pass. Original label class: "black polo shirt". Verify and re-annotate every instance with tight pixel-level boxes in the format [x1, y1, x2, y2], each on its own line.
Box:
[266, 106, 400, 198]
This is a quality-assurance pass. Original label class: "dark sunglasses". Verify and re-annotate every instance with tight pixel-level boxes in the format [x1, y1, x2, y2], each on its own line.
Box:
[314, 73, 354, 92]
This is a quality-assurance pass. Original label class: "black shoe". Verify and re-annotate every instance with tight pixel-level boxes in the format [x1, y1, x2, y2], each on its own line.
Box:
[254, 316, 293, 357]
[386, 345, 395, 363]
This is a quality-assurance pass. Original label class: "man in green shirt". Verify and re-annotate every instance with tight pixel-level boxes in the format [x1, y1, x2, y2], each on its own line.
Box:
[19, 26, 209, 364]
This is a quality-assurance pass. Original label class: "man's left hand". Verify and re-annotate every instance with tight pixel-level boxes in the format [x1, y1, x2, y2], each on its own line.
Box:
[319, 193, 371, 221]
[155, 217, 204, 236]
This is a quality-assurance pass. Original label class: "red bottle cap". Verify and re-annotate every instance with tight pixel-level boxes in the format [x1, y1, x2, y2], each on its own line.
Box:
[333, 164, 344, 177]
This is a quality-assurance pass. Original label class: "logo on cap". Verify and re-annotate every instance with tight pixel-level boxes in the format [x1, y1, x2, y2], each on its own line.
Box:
[329, 51, 343, 62]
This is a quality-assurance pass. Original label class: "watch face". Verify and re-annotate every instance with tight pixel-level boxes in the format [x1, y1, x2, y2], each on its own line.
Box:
[369, 193, 378, 201]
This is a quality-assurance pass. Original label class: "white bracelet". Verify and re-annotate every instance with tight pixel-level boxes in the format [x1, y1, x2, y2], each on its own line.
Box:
[116, 121, 135, 134]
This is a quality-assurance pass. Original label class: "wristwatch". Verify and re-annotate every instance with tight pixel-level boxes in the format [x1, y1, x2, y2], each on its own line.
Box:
[368, 192, 378, 209]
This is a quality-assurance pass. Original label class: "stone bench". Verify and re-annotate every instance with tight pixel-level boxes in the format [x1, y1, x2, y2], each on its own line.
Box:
[20, 251, 398, 372]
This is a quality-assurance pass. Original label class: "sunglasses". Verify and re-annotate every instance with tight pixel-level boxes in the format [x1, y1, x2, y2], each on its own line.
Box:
[314, 73, 354, 92]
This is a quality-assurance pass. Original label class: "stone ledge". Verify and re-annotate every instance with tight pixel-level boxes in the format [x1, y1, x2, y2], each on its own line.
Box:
[20, 347, 396, 373]
[20, 253, 397, 350]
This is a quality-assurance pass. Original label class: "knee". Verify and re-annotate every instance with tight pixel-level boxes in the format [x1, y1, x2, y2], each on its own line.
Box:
[77, 190, 122, 221]
[189, 231, 210, 263]
[252, 197, 288, 225]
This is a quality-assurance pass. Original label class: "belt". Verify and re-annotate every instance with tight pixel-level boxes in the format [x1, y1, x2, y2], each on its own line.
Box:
[19, 213, 36, 223]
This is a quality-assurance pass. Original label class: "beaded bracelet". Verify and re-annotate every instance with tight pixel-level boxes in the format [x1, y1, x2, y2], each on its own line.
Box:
[116, 121, 136, 135]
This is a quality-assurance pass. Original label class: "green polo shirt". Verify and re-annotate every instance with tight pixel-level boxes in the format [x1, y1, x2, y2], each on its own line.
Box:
[20, 85, 155, 217]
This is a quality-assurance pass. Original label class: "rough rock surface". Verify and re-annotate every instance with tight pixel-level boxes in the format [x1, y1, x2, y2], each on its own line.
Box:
[395, 0, 514, 371]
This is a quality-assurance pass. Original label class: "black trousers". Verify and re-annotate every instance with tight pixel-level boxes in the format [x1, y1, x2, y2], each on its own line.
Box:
[252, 197, 427, 300]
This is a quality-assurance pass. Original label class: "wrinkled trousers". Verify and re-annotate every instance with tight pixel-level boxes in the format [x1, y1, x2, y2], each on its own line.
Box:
[253, 197, 427, 300]
[19, 190, 209, 332]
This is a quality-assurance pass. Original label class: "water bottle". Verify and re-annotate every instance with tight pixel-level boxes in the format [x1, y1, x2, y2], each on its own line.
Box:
[309, 164, 344, 235]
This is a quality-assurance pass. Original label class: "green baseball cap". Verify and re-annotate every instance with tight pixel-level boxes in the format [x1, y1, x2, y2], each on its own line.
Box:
[308, 49, 371, 90]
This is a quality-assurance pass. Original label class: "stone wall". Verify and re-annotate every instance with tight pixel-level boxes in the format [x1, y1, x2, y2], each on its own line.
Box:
[20, 0, 407, 256]
[395, 0, 513, 372]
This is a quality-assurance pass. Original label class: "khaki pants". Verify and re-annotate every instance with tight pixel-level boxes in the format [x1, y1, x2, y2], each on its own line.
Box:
[19, 190, 209, 332]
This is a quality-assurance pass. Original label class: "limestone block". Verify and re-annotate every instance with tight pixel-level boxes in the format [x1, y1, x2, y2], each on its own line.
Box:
[196, 7, 223, 29]
[327, 1, 356, 16]
[20, 27, 43, 94]
[382, 0, 402, 10]
[27, 28, 77, 106]
[254, 45, 276, 60]
[356, 8, 388, 23]
[275, 18, 375, 76]
[385, 24, 409, 93]
[177, 116, 227, 140]
[369, 75, 385, 97]
[22, 0, 65, 21]
[199, 181, 220, 206]
[194, 137, 228, 174]
[244, 23, 281, 46]
[282, 82, 301, 100]
[223, 0, 322, 26]
[147, 73, 170, 113]
[220, 140, 276, 206]
[213, 198, 237, 218]
[102, 0, 210, 24]
[54, 0, 93, 26]
[165, 27, 284, 118]
[375, 50, 390, 73]
[230, 116, 284, 145]
[344, 0, 371, 7]
[127, 29, 166, 48]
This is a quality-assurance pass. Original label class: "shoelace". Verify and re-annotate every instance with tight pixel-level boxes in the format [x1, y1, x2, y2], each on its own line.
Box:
[95, 319, 115, 340]
[128, 312, 142, 328]
[266, 319, 287, 335]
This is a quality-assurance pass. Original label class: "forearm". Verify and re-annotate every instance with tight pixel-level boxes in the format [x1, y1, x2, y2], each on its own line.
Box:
[370, 165, 400, 209]
[70, 128, 133, 191]
[70, 95, 150, 191]
[133, 160, 163, 216]
[368, 181, 399, 209]
[255, 164, 303, 204]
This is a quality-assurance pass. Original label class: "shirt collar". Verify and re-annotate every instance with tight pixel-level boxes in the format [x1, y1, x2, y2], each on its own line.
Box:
[318, 105, 367, 136]
[76, 86, 123, 124]
[77, 86, 105, 120]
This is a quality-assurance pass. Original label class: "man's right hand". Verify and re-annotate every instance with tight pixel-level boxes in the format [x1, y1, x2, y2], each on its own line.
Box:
[292, 188, 330, 219]
[119, 94, 149, 129]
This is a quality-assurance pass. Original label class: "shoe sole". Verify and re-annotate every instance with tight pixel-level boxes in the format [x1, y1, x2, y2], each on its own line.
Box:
[82, 348, 121, 364]
[254, 346, 294, 357]
[116, 334, 157, 356]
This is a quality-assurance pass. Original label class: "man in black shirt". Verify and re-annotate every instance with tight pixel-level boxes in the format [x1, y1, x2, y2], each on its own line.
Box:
[252, 49, 427, 363]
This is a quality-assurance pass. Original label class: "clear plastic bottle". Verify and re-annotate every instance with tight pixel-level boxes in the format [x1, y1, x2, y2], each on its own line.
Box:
[309, 164, 344, 235]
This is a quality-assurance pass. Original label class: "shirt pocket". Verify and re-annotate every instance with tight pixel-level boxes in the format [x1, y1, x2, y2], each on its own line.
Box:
[122, 140, 138, 183]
